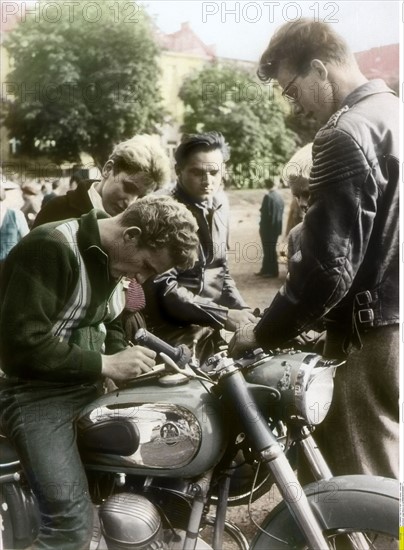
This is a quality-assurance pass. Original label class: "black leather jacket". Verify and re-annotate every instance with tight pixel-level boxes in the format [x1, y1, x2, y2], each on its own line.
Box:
[255, 80, 399, 350]
[143, 186, 248, 329]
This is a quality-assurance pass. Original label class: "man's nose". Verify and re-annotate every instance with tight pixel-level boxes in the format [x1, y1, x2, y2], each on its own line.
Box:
[206, 172, 217, 186]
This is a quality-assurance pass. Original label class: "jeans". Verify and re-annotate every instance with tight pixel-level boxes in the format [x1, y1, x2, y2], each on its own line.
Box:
[0, 380, 102, 549]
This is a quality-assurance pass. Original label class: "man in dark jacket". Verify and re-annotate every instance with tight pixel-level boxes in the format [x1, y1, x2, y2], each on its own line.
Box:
[230, 19, 399, 479]
[256, 178, 284, 278]
[0, 196, 199, 549]
[143, 132, 256, 363]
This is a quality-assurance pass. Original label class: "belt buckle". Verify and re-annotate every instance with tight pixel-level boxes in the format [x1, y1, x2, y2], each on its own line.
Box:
[357, 308, 374, 324]
[356, 291, 372, 306]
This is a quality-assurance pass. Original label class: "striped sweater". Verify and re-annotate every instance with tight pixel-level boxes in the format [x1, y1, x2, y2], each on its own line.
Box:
[0, 210, 126, 383]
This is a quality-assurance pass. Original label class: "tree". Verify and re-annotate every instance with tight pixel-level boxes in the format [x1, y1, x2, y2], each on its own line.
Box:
[4, 0, 165, 167]
[179, 62, 298, 188]
[285, 112, 322, 148]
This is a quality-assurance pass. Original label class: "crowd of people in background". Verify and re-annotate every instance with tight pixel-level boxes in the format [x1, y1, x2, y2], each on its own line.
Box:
[0, 139, 304, 289]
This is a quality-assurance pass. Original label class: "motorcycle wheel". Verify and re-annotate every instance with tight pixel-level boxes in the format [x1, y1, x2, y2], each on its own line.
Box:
[250, 475, 399, 549]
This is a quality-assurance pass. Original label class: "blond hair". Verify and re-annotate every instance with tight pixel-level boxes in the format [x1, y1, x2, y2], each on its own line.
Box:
[282, 142, 313, 185]
[109, 135, 170, 190]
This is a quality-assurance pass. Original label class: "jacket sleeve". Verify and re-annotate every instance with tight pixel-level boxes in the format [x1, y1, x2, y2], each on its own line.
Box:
[0, 236, 102, 382]
[220, 268, 250, 310]
[104, 315, 128, 354]
[152, 268, 230, 328]
[255, 127, 377, 349]
[259, 194, 268, 225]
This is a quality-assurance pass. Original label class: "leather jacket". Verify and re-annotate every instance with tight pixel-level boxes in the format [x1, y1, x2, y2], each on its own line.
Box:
[143, 185, 248, 329]
[255, 80, 399, 350]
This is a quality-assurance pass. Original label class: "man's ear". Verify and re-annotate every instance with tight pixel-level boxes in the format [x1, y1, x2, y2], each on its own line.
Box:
[102, 160, 114, 179]
[123, 226, 142, 243]
[175, 164, 182, 181]
[311, 59, 328, 80]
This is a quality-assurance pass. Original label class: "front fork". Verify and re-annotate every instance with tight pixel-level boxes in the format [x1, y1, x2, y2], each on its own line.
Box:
[300, 428, 371, 550]
[221, 368, 330, 549]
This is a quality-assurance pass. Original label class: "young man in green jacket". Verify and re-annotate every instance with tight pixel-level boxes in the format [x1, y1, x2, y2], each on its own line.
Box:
[0, 196, 199, 549]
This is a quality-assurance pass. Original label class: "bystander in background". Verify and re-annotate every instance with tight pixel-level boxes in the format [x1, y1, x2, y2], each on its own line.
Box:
[20, 185, 41, 228]
[0, 185, 29, 279]
[283, 143, 313, 265]
[41, 179, 61, 208]
[256, 178, 284, 278]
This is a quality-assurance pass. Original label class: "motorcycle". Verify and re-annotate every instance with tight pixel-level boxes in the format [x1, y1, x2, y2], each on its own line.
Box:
[0, 328, 398, 549]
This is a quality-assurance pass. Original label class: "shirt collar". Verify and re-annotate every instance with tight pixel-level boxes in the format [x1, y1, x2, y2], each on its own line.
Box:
[340, 79, 396, 109]
[78, 209, 109, 257]
[88, 182, 105, 212]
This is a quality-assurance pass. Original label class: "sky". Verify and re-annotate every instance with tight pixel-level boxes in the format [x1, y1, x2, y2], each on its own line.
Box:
[3, 1, 400, 61]
[143, 1, 401, 62]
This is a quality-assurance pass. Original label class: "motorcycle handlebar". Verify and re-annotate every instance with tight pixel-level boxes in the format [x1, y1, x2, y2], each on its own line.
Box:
[134, 328, 192, 369]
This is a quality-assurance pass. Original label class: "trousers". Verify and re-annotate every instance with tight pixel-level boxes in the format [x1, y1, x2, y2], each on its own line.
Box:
[259, 230, 280, 276]
[0, 380, 101, 549]
[314, 324, 399, 479]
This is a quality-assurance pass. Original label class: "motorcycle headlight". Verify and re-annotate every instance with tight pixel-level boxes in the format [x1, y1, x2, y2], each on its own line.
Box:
[294, 358, 335, 425]
[244, 352, 337, 426]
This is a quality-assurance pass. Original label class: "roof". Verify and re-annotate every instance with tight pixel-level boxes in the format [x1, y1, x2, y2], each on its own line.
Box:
[155, 21, 216, 60]
[354, 44, 399, 88]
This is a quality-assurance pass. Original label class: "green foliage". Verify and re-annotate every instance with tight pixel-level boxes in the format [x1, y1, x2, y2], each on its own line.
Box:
[179, 62, 298, 188]
[4, 0, 165, 166]
[285, 113, 322, 147]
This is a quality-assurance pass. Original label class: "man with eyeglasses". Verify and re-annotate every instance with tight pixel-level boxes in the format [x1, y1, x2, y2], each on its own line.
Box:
[229, 19, 399, 480]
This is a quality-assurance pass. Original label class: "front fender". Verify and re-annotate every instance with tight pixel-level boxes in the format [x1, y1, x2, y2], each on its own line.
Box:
[250, 475, 399, 549]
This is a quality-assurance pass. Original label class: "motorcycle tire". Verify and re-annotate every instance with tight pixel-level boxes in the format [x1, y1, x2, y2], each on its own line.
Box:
[250, 475, 398, 549]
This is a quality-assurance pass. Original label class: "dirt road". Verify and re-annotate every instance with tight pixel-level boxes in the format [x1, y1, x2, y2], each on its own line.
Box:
[227, 188, 291, 311]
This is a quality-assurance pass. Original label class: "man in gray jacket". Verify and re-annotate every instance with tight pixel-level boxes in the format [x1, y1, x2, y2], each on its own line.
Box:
[144, 132, 256, 363]
[230, 19, 399, 479]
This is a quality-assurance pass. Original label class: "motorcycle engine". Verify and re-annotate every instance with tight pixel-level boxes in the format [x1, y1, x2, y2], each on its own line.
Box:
[99, 493, 166, 549]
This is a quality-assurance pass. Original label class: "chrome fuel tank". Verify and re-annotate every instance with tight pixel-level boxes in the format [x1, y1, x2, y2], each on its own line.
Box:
[77, 377, 228, 478]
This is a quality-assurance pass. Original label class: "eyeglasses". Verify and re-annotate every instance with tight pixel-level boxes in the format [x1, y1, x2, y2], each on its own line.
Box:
[281, 74, 300, 102]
